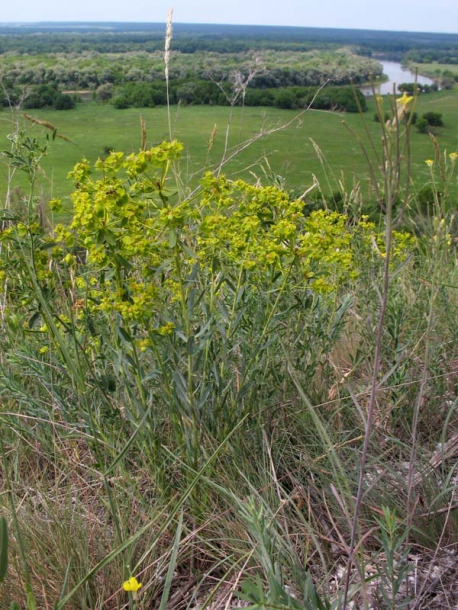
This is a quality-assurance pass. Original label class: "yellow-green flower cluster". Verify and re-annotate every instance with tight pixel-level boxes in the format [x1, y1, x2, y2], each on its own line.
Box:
[0, 141, 409, 336]
[357, 218, 415, 265]
[62, 142, 186, 321]
[44, 142, 416, 329]
[197, 174, 382, 291]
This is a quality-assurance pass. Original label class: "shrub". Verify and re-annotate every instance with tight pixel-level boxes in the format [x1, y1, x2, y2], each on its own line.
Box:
[53, 93, 75, 110]
[416, 117, 429, 133]
[96, 83, 114, 103]
[274, 89, 298, 109]
[113, 96, 130, 109]
[422, 111, 443, 127]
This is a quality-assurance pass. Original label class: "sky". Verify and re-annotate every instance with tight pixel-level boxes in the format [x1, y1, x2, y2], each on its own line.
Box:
[1, 0, 458, 34]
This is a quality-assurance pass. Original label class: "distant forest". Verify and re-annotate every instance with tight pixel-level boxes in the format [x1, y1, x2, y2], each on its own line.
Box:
[1, 22, 458, 58]
[0, 22, 457, 112]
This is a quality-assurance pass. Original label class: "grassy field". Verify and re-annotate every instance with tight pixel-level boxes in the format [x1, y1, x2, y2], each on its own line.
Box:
[415, 62, 458, 76]
[1, 87, 458, 209]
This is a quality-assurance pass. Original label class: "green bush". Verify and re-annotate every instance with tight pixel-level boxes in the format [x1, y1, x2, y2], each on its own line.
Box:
[53, 93, 75, 110]
[113, 96, 130, 109]
[416, 117, 429, 133]
[422, 110, 443, 127]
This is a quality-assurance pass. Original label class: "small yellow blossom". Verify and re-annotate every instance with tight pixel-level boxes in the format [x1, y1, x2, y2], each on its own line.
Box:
[425, 159, 434, 167]
[397, 92, 413, 107]
[136, 338, 152, 352]
[123, 576, 142, 592]
[63, 253, 76, 266]
[449, 152, 458, 162]
[48, 198, 62, 212]
[158, 322, 175, 336]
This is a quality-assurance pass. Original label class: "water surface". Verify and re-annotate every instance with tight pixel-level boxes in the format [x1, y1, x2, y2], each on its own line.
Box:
[360, 60, 435, 96]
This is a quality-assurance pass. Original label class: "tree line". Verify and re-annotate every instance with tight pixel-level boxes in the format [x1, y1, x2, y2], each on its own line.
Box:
[0, 79, 367, 114]
[110, 81, 367, 112]
[0, 49, 381, 90]
[1, 23, 458, 57]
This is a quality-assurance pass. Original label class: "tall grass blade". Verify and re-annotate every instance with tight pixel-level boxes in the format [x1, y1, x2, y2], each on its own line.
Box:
[157, 509, 184, 610]
[0, 516, 8, 584]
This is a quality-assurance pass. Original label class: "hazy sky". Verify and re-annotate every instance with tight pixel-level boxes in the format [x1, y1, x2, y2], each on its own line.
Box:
[1, 0, 458, 34]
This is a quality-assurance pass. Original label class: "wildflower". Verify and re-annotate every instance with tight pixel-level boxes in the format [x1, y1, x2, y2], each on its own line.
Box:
[48, 198, 62, 212]
[397, 92, 413, 107]
[425, 159, 434, 167]
[123, 576, 142, 593]
[136, 338, 152, 352]
[158, 322, 175, 336]
[449, 152, 458, 162]
[16, 222, 28, 237]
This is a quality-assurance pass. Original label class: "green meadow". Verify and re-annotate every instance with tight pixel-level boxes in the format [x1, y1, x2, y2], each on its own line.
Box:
[2, 87, 458, 208]
[416, 62, 458, 76]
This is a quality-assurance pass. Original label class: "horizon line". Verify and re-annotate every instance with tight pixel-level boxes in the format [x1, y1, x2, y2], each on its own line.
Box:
[0, 21, 457, 37]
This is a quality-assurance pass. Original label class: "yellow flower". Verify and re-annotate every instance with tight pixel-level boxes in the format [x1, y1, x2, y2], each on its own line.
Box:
[397, 92, 413, 106]
[449, 152, 458, 162]
[63, 253, 76, 266]
[123, 576, 142, 592]
[158, 322, 175, 336]
[425, 159, 434, 167]
[48, 198, 62, 212]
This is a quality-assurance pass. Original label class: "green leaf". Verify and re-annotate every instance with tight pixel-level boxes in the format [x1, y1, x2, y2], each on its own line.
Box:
[115, 324, 133, 348]
[27, 311, 41, 329]
[0, 516, 8, 584]
[158, 510, 183, 610]
[26, 589, 37, 610]
[159, 187, 178, 198]
[168, 229, 177, 248]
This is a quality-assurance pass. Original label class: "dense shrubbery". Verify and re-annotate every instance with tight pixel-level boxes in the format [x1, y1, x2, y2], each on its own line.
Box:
[404, 47, 458, 64]
[398, 82, 439, 94]
[0, 83, 77, 110]
[416, 110, 444, 133]
[110, 80, 366, 112]
[0, 47, 381, 92]
[422, 111, 444, 126]
[113, 81, 169, 108]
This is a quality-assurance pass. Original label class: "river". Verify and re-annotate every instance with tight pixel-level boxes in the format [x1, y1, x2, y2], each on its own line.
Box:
[360, 60, 435, 96]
